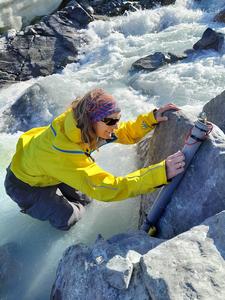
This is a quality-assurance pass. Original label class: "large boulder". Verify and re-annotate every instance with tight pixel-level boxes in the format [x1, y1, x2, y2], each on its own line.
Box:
[51, 211, 225, 299]
[203, 90, 225, 134]
[193, 27, 224, 52]
[51, 231, 164, 300]
[141, 211, 225, 300]
[0, 1, 93, 89]
[138, 109, 225, 239]
[0, 83, 59, 133]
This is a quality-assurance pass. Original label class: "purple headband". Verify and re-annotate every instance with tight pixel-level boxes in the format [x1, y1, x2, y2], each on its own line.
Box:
[86, 93, 121, 123]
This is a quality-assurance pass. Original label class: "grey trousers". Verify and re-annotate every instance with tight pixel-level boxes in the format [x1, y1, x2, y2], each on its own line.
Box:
[4, 168, 88, 230]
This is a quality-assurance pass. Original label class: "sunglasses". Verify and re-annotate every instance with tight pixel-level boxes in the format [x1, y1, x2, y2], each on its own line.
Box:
[101, 117, 120, 126]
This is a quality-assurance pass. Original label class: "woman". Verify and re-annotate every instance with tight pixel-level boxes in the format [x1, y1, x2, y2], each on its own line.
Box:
[4, 88, 185, 230]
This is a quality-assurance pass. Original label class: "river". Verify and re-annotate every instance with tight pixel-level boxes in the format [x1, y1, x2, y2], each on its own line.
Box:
[0, 0, 225, 298]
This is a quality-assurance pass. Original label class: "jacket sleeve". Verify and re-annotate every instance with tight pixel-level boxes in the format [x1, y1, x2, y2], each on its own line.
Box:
[49, 152, 168, 202]
[114, 110, 158, 144]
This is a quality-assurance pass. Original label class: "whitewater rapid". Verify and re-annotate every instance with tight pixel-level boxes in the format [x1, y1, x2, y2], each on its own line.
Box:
[0, 0, 61, 31]
[1, 0, 225, 298]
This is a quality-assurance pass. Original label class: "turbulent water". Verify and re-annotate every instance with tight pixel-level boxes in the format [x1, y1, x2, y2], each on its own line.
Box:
[1, 0, 225, 298]
[0, 0, 61, 31]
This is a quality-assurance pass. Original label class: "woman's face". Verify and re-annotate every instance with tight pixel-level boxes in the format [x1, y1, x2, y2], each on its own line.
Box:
[93, 112, 121, 140]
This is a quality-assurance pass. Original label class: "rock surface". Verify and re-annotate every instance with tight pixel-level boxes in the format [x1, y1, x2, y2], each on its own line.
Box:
[51, 211, 225, 299]
[141, 211, 225, 300]
[79, 0, 176, 17]
[0, 1, 93, 89]
[138, 110, 225, 239]
[131, 52, 186, 72]
[51, 231, 164, 299]
[193, 27, 224, 52]
[203, 89, 225, 134]
[0, 0, 177, 89]
[131, 28, 224, 73]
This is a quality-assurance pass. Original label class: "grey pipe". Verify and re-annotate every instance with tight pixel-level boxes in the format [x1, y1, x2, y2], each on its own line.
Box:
[141, 113, 212, 235]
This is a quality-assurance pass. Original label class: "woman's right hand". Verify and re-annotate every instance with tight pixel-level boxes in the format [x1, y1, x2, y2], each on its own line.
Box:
[166, 150, 185, 180]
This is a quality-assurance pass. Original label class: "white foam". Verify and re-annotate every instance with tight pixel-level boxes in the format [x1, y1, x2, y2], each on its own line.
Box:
[0, 0, 61, 31]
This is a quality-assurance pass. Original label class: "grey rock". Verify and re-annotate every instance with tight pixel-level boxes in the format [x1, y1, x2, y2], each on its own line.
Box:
[0, 83, 58, 133]
[104, 255, 133, 290]
[138, 110, 225, 239]
[88, 0, 176, 16]
[137, 110, 194, 169]
[138, 0, 175, 8]
[0, 1, 93, 89]
[0, 0, 178, 89]
[141, 211, 225, 300]
[51, 212, 225, 299]
[90, 1, 141, 16]
[203, 89, 225, 133]
[130, 27, 224, 75]
[51, 231, 164, 299]
[126, 250, 142, 266]
[51, 243, 90, 300]
[6, 29, 17, 40]
[131, 52, 186, 72]
[193, 27, 224, 52]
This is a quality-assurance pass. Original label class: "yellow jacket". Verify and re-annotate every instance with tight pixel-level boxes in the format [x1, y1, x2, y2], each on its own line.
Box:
[10, 108, 168, 202]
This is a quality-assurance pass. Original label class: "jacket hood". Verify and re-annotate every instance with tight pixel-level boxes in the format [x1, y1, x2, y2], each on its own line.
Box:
[64, 109, 83, 145]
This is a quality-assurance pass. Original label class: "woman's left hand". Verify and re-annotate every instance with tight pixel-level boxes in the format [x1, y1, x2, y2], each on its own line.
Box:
[154, 103, 180, 123]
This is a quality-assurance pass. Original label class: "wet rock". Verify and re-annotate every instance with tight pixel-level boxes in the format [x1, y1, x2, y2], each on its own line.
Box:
[138, 110, 225, 239]
[130, 27, 224, 75]
[0, 83, 58, 133]
[193, 27, 224, 52]
[131, 52, 186, 72]
[0, 1, 93, 89]
[203, 90, 225, 134]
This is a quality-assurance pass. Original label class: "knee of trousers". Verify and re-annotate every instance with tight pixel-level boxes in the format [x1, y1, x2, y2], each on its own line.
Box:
[67, 202, 86, 227]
